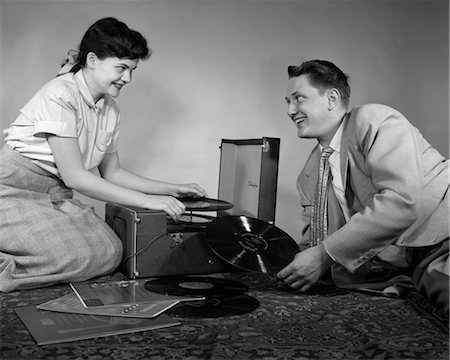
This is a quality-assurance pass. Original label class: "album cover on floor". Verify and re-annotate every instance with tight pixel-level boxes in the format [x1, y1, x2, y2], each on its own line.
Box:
[14, 306, 180, 345]
[70, 279, 205, 307]
[37, 292, 184, 318]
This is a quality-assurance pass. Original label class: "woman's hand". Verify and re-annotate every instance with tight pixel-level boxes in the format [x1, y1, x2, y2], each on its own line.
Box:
[172, 183, 208, 199]
[143, 195, 186, 222]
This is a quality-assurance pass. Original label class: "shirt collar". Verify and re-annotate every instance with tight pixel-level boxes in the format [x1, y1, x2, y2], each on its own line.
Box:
[319, 118, 345, 154]
[74, 70, 107, 111]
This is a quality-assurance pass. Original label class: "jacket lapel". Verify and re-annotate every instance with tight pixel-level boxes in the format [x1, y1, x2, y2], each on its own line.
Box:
[340, 113, 350, 191]
[339, 113, 357, 214]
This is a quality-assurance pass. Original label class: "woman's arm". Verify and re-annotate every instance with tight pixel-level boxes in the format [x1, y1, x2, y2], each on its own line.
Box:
[98, 152, 207, 198]
[47, 135, 186, 221]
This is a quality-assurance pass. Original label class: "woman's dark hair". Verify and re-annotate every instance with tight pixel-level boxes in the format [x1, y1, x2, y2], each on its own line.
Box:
[70, 17, 151, 73]
[288, 60, 350, 108]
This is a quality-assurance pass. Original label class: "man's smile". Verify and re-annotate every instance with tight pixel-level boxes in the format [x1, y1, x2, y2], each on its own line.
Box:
[293, 116, 306, 126]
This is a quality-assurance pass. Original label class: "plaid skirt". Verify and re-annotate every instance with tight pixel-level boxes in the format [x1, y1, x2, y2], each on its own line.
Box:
[0, 144, 122, 292]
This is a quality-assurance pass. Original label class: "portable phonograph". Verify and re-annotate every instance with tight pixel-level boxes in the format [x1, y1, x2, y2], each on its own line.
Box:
[105, 137, 299, 283]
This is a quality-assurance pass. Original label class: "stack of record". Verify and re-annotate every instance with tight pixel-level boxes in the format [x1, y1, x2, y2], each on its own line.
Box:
[149, 214, 298, 318]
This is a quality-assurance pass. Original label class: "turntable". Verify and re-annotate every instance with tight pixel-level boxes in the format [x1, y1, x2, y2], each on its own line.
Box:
[175, 197, 233, 230]
[105, 137, 284, 279]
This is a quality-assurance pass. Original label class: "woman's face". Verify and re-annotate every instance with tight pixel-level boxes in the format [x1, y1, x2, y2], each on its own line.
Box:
[86, 55, 139, 101]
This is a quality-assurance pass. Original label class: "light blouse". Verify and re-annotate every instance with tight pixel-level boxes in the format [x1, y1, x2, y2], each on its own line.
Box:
[4, 70, 121, 177]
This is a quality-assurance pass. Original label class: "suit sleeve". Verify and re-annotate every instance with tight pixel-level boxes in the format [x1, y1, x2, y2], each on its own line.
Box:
[323, 105, 423, 273]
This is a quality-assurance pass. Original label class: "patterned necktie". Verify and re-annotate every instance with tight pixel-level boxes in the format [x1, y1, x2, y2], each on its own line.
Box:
[310, 147, 334, 247]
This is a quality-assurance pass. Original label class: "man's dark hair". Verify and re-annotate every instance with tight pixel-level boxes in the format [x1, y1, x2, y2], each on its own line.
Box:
[288, 60, 350, 107]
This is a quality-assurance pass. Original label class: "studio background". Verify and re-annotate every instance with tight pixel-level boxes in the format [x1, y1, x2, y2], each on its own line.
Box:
[1, 0, 448, 242]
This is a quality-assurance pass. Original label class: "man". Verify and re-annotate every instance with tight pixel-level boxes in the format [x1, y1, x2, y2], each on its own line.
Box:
[277, 60, 449, 312]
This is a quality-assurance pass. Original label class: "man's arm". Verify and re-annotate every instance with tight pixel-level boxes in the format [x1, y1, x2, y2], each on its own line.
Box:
[324, 105, 422, 272]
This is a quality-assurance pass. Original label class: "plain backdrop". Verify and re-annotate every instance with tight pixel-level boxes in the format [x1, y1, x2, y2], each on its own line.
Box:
[1, 0, 448, 242]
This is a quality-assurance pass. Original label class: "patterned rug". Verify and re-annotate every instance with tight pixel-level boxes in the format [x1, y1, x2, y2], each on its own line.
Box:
[1, 271, 448, 360]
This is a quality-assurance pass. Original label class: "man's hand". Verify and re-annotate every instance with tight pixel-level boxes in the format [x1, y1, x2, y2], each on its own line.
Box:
[276, 244, 334, 292]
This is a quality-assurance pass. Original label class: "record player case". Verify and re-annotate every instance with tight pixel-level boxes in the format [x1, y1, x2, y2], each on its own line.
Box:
[105, 203, 236, 279]
[105, 136, 280, 279]
[218, 137, 280, 223]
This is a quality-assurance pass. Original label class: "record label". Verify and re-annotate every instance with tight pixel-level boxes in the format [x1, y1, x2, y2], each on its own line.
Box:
[166, 294, 260, 318]
[205, 216, 300, 275]
[238, 233, 268, 252]
[144, 276, 248, 298]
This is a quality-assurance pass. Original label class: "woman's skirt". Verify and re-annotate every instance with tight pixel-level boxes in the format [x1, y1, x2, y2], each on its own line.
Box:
[0, 144, 122, 292]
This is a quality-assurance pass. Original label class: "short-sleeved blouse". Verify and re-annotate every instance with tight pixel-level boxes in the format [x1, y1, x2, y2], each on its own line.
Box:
[3, 70, 121, 177]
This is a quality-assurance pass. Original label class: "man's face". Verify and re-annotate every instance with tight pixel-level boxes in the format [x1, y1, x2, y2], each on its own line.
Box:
[285, 75, 336, 145]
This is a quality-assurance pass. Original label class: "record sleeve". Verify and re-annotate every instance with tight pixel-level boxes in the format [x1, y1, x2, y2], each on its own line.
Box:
[14, 306, 179, 345]
[205, 215, 299, 275]
[144, 276, 248, 298]
[37, 292, 196, 318]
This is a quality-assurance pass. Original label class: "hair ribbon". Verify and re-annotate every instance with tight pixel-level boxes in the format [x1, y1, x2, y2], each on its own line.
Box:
[57, 49, 79, 76]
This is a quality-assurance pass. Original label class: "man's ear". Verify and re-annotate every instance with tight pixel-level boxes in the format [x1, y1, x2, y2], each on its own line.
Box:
[327, 88, 340, 111]
[86, 52, 98, 70]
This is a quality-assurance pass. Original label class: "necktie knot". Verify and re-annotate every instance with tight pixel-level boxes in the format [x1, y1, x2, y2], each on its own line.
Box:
[321, 147, 334, 159]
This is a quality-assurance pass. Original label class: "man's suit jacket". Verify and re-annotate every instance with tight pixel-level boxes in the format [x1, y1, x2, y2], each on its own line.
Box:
[297, 104, 449, 282]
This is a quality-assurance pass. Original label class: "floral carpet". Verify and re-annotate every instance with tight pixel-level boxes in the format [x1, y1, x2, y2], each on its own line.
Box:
[1, 272, 448, 360]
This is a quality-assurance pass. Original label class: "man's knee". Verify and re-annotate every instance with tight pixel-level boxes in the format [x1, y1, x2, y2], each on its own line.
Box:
[412, 240, 449, 313]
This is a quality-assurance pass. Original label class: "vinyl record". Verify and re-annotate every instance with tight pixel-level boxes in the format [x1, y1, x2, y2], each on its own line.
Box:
[179, 197, 233, 212]
[179, 214, 214, 224]
[205, 216, 299, 275]
[166, 294, 260, 318]
[177, 213, 216, 230]
[144, 276, 248, 298]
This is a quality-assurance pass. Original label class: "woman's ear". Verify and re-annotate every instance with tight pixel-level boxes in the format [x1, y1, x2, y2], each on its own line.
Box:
[327, 88, 340, 111]
[86, 52, 98, 70]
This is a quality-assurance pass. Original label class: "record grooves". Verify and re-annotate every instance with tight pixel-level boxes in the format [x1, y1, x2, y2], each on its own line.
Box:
[178, 197, 233, 212]
[205, 216, 299, 275]
[166, 294, 260, 318]
[144, 276, 248, 298]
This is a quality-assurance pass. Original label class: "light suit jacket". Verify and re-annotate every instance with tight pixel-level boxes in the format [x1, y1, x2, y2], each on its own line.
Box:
[297, 104, 449, 282]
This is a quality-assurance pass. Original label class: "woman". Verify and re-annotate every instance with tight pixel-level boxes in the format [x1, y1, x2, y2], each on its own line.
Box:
[0, 17, 207, 292]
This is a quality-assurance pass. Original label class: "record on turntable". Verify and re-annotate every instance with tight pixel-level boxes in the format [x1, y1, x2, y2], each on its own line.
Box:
[144, 276, 248, 298]
[177, 213, 216, 230]
[166, 294, 260, 318]
[205, 216, 299, 275]
[179, 197, 233, 212]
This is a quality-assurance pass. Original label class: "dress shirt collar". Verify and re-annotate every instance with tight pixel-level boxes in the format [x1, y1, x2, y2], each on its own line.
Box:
[319, 117, 345, 155]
